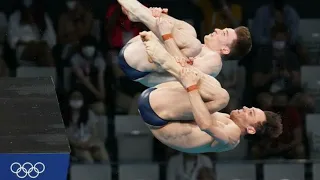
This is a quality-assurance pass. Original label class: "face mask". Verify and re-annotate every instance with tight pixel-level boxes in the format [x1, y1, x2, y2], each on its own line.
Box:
[82, 46, 95, 57]
[23, 0, 33, 8]
[272, 41, 286, 50]
[70, 100, 83, 109]
[66, 1, 77, 10]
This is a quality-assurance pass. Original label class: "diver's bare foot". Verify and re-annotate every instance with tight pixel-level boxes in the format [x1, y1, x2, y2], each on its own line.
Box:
[150, 7, 168, 17]
[140, 31, 170, 65]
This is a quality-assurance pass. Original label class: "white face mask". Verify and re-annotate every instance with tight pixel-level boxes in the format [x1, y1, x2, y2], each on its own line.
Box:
[272, 41, 286, 50]
[82, 46, 95, 57]
[70, 100, 83, 109]
[23, 0, 33, 8]
[66, 1, 77, 10]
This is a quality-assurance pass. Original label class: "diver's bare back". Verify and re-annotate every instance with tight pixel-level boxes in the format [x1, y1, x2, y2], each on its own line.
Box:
[150, 114, 239, 153]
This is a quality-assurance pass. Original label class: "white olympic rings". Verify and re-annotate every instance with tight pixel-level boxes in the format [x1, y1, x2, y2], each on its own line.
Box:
[10, 162, 45, 179]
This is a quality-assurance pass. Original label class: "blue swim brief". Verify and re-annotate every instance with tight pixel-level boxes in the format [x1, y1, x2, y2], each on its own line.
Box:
[118, 43, 151, 80]
[138, 87, 168, 127]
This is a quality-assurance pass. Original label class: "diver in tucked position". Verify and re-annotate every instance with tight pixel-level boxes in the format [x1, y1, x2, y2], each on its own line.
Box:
[137, 32, 282, 153]
[117, 1, 251, 87]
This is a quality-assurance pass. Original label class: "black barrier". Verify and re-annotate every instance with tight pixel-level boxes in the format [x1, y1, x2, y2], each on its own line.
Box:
[0, 77, 70, 180]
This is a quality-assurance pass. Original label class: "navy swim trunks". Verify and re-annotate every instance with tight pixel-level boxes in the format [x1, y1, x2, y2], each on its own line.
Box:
[138, 87, 168, 127]
[118, 43, 151, 80]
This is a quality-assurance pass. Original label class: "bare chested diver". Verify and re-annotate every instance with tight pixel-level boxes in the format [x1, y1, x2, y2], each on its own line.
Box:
[117, 1, 251, 87]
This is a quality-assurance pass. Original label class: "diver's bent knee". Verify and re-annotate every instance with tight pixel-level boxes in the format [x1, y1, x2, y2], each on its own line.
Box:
[219, 89, 230, 109]
[181, 46, 201, 58]
[180, 39, 202, 57]
[207, 88, 229, 113]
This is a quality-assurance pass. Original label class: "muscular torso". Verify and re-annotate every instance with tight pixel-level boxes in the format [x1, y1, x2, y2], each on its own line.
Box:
[193, 46, 223, 76]
[150, 113, 239, 153]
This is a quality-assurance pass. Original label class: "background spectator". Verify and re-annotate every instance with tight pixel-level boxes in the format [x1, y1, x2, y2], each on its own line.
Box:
[252, 23, 301, 106]
[56, 0, 93, 63]
[193, 0, 242, 37]
[66, 91, 109, 163]
[166, 153, 213, 180]
[251, 92, 305, 159]
[211, 0, 242, 29]
[104, 2, 143, 51]
[7, 0, 56, 66]
[252, 0, 300, 46]
[196, 167, 216, 180]
[70, 35, 106, 107]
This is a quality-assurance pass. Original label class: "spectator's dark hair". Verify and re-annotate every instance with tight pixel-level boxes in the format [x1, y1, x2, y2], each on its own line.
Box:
[33, 0, 47, 36]
[273, 0, 285, 11]
[78, 35, 99, 59]
[230, 26, 252, 58]
[19, 0, 32, 24]
[78, 0, 92, 11]
[18, 0, 47, 36]
[63, 91, 89, 127]
[245, 111, 283, 141]
[271, 23, 289, 37]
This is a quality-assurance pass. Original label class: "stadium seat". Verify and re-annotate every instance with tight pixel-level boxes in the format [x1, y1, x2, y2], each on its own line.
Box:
[215, 163, 256, 180]
[115, 115, 153, 161]
[115, 115, 150, 135]
[306, 114, 320, 158]
[263, 163, 305, 180]
[299, 19, 320, 65]
[301, 66, 320, 112]
[70, 164, 112, 180]
[118, 163, 159, 180]
[312, 163, 320, 180]
[299, 19, 320, 42]
[301, 66, 320, 89]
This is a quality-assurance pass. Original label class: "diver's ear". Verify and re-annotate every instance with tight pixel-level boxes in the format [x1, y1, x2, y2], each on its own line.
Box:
[221, 46, 230, 55]
[246, 126, 256, 135]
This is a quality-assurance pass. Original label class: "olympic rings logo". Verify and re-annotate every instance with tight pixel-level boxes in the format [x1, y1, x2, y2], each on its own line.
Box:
[10, 162, 45, 179]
